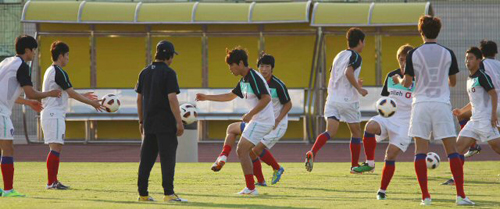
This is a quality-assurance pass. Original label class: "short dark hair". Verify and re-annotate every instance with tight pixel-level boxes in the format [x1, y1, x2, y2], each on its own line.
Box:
[418, 15, 441, 39]
[397, 44, 414, 58]
[225, 47, 248, 67]
[154, 51, 174, 61]
[466, 46, 483, 60]
[480, 39, 498, 58]
[346, 28, 365, 48]
[15, 35, 38, 55]
[51, 41, 70, 62]
[257, 54, 275, 69]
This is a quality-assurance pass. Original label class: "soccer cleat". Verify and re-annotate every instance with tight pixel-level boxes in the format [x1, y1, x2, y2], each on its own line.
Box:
[377, 191, 387, 200]
[440, 178, 455, 186]
[271, 167, 285, 185]
[164, 194, 188, 202]
[305, 151, 314, 172]
[456, 196, 475, 206]
[211, 155, 227, 172]
[138, 196, 155, 201]
[420, 198, 432, 206]
[2, 189, 26, 197]
[46, 181, 70, 190]
[255, 181, 267, 187]
[352, 162, 375, 174]
[237, 187, 258, 195]
[464, 144, 482, 158]
[0, 188, 3, 196]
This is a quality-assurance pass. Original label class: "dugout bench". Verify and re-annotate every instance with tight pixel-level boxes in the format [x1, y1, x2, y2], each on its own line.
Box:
[47, 88, 306, 143]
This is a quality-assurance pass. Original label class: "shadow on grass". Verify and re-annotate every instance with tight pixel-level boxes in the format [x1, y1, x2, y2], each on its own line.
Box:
[31, 196, 315, 209]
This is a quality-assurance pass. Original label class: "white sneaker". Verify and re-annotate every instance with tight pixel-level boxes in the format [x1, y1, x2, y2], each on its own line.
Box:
[237, 187, 258, 196]
[456, 196, 475, 206]
[420, 198, 432, 206]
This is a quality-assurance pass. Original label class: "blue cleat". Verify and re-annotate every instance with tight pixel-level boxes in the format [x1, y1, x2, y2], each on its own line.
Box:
[271, 167, 285, 185]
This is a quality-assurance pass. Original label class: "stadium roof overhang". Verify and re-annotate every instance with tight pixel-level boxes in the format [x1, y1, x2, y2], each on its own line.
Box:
[21, 1, 312, 24]
[311, 2, 433, 27]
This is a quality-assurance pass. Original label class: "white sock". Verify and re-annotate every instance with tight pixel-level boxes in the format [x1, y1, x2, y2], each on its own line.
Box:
[378, 189, 386, 193]
[367, 160, 375, 167]
[4, 189, 12, 193]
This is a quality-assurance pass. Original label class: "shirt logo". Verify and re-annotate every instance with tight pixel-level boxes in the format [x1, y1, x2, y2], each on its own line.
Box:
[152, 65, 156, 69]
[10, 128, 14, 137]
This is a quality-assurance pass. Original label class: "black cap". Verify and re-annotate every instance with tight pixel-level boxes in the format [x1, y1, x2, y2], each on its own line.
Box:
[156, 40, 178, 55]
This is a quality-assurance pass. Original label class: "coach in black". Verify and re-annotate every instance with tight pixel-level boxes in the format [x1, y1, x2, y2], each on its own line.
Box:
[135, 40, 187, 202]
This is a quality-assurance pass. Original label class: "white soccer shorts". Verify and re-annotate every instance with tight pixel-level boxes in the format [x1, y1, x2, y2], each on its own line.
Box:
[409, 102, 457, 140]
[261, 120, 288, 149]
[459, 120, 500, 142]
[324, 101, 361, 123]
[241, 121, 274, 146]
[41, 116, 66, 145]
[370, 115, 411, 152]
[0, 115, 14, 140]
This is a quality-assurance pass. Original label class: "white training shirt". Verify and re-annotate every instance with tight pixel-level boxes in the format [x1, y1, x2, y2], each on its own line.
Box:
[467, 69, 495, 122]
[381, 69, 415, 122]
[41, 65, 73, 118]
[0, 56, 32, 117]
[481, 58, 500, 105]
[326, 49, 363, 104]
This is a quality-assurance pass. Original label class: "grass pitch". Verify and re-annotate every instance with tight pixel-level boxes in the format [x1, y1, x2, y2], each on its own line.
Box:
[2, 161, 500, 208]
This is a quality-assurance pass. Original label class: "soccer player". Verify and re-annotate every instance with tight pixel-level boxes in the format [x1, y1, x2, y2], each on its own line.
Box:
[136, 40, 187, 202]
[196, 47, 274, 195]
[351, 44, 414, 200]
[202, 54, 290, 186]
[41, 41, 104, 190]
[304, 28, 368, 173]
[393, 15, 474, 206]
[0, 35, 61, 197]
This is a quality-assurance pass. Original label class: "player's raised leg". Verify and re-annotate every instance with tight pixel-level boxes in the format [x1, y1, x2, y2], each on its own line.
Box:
[305, 117, 340, 172]
[212, 122, 242, 172]
[353, 120, 380, 173]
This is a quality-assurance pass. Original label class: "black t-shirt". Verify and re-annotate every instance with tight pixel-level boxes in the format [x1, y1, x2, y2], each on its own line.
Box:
[135, 62, 180, 134]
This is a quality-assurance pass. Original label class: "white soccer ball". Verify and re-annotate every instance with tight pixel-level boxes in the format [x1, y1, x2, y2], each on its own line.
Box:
[376, 97, 397, 118]
[426, 152, 441, 170]
[180, 103, 198, 125]
[101, 94, 121, 113]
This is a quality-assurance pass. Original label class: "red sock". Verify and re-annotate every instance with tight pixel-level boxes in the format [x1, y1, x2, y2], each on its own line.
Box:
[363, 132, 377, 161]
[245, 174, 255, 190]
[311, 132, 330, 156]
[220, 145, 232, 157]
[449, 153, 466, 198]
[350, 137, 361, 167]
[380, 160, 395, 190]
[415, 154, 430, 200]
[47, 150, 60, 185]
[259, 149, 280, 170]
[252, 159, 265, 183]
[1, 156, 14, 191]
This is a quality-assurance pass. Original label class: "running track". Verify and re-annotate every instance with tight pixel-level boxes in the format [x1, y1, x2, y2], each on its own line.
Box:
[13, 143, 499, 162]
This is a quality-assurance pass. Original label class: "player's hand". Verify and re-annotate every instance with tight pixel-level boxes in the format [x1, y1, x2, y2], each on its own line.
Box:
[195, 93, 207, 101]
[492, 115, 498, 128]
[48, 90, 62, 98]
[139, 123, 144, 136]
[392, 75, 401, 84]
[242, 113, 253, 123]
[176, 121, 184, 136]
[452, 108, 462, 116]
[358, 88, 368, 97]
[91, 100, 105, 112]
[273, 119, 280, 130]
[83, 92, 98, 101]
[27, 100, 43, 112]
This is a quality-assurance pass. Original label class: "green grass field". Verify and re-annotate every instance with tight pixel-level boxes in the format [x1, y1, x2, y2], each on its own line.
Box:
[2, 162, 500, 208]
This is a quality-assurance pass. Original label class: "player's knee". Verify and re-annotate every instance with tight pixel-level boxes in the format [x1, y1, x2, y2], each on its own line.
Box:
[364, 121, 380, 135]
[385, 151, 398, 161]
[227, 123, 241, 135]
[0, 145, 14, 155]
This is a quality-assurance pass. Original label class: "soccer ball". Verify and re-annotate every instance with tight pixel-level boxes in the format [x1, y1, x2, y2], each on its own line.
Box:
[180, 103, 198, 125]
[101, 94, 121, 113]
[426, 152, 441, 169]
[376, 97, 397, 117]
